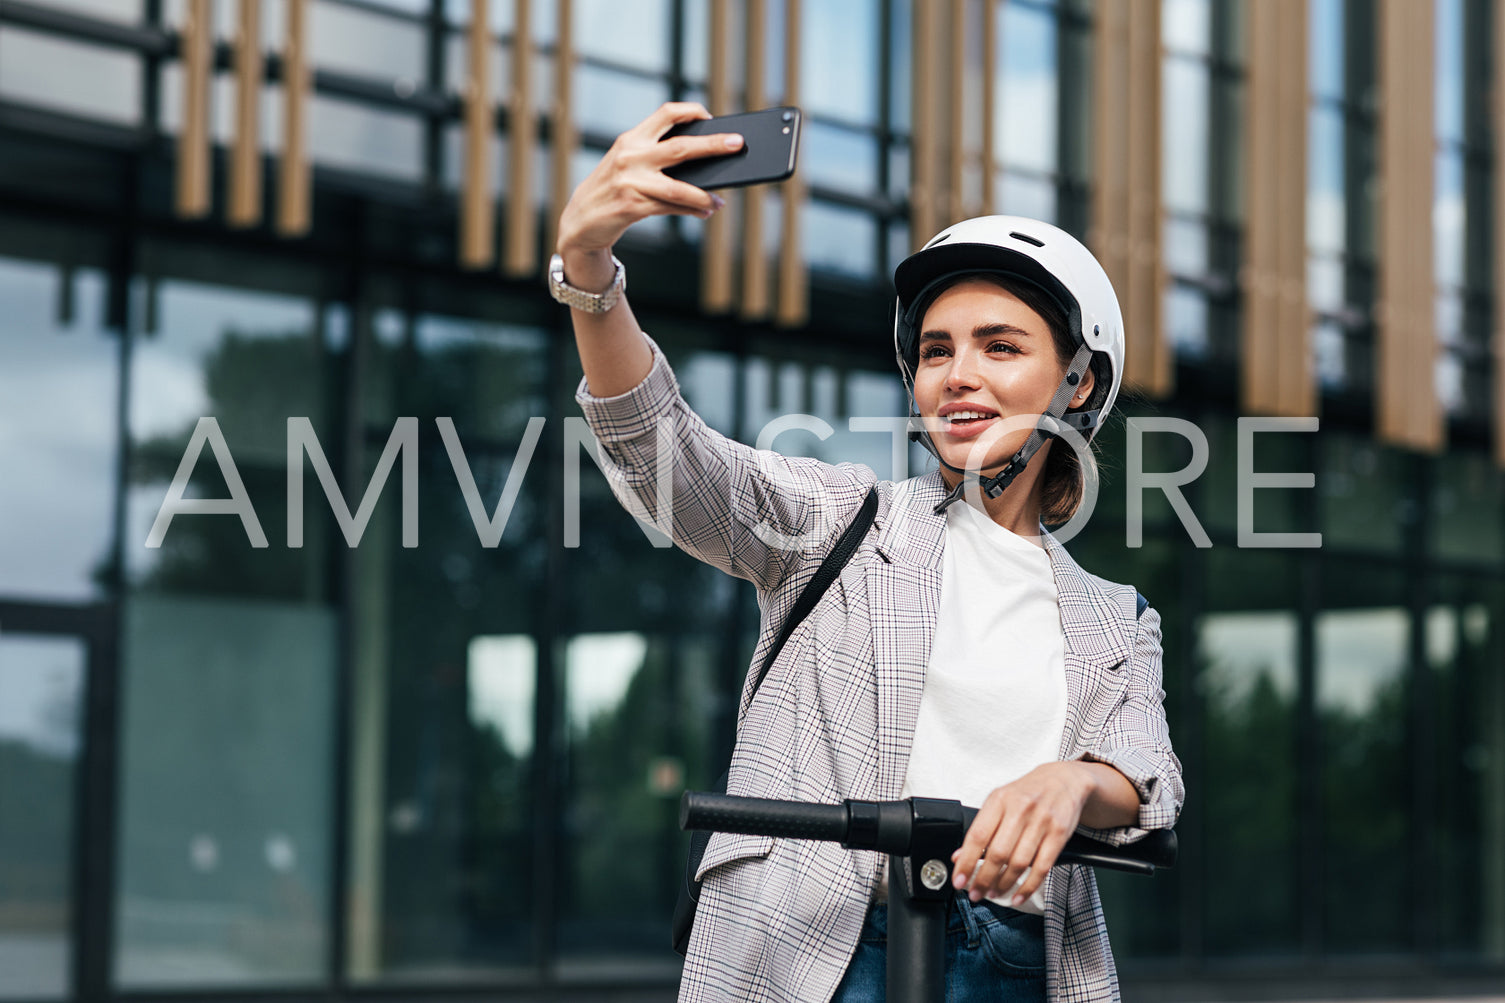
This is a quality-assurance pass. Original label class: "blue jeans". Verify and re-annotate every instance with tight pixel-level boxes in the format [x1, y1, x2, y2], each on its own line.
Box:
[829, 894, 1046, 1003]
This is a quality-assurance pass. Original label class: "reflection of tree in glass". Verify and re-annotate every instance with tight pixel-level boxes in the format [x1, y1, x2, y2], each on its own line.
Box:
[128, 329, 325, 601]
[558, 641, 683, 945]
[1203, 664, 1298, 953]
[1321, 670, 1408, 952]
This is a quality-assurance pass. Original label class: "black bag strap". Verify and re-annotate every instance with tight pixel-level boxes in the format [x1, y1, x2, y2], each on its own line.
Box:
[1135, 590, 1148, 619]
[748, 487, 879, 699]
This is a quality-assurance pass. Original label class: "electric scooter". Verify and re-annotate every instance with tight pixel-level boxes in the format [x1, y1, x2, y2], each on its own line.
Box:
[681, 791, 1177, 1003]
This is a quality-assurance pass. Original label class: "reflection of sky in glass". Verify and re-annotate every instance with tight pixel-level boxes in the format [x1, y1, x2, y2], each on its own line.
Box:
[468, 635, 536, 759]
[1198, 610, 1298, 708]
[576, 0, 667, 71]
[0, 262, 117, 602]
[0, 27, 140, 125]
[565, 632, 647, 737]
[995, 173, 1055, 225]
[309, 3, 425, 81]
[802, 0, 877, 123]
[679, 353, 738, 436]
[308, 96, 424, 181]
[1434, 0, 1463, 144]
[575, 66, 669, 139]
[803, 121, 878, 195]
[1166, 285, 1208, 358]
[1434, 152, 1465, 289]
[1162, 0, 1210, 54]
[804, 202, 877, 279]
[1316, 608, 1407, 716]
[997, 3, 1057, 174]
[1307, 107, 1346, 254]
[1309, 0, 1344, 100]
[129, 281, 315, 446]
[1162, 59, 1209, 214]
[0, 635, 85, 760]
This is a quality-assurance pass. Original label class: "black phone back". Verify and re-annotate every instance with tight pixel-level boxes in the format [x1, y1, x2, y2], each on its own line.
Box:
[662, 107, 801, 191]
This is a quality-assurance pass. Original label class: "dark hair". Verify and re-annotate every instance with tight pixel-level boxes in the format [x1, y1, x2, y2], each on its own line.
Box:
[920, 273, 1108, 526]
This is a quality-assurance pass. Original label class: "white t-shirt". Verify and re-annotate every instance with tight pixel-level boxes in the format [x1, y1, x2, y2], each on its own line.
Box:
[898, 499, 1068, 915]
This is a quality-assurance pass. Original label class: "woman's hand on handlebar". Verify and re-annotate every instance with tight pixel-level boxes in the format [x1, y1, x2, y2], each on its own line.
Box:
[556, 102, 741, 264]
[950, 761, 1129, 907]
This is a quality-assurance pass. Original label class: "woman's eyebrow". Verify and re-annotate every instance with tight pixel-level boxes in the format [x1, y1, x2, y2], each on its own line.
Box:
[970, 321, 1035, 339]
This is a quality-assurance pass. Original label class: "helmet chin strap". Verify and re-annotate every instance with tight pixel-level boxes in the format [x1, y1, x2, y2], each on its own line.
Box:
[913, 343, 1098, 517]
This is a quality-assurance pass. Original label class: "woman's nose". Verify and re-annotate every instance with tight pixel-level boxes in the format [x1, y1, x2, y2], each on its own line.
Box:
[944, 348, 981, 391]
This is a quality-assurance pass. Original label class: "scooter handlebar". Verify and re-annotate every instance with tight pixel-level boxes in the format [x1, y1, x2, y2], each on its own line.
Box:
[680, 791, 1177, 874]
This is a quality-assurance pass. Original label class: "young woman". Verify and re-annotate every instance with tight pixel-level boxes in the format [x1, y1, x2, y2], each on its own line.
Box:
[552, 103, 1183, 1003]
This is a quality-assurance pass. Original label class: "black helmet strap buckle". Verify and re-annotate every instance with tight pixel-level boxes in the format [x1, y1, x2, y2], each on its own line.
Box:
[927, 342, 1097, 516]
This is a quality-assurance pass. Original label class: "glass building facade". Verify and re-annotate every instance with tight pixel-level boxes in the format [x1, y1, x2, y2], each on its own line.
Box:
[0, 1, 1502, 1000]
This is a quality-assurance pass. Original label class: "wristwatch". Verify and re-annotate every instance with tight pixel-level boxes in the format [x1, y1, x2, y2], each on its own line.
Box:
[548, 252, 625, 314]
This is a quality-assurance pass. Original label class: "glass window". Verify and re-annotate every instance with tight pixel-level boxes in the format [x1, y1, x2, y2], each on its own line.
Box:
[1162, 59, 1211, 215]
[803, 202, 878, 280]
[803, 0, 879, 124]
[309, 2, 427, 82]
[555, 631, 712, 974]
[1427, 577, 1505, 958]
[1199, 552, 1301, 955]
[1432, 451, 1505, 565]
[1317, 566, 1410, 954]
[113, 597, 336, 988]
[802, 121, 879, 196]
[574, 66, 669, 140]
[0, 255, 117, 603]
[308, 96, 425, 182]
[1162, 0, 1211, 54]
[0, 27, 141, 125]
[0, 634, 85, 1000]
[996, 1, 1059, 175]
[123, 258, 329, 600]
[576, 0, 669, 73]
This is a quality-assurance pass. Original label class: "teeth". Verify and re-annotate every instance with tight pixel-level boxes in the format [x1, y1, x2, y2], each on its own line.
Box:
[946, 410, 993, 421]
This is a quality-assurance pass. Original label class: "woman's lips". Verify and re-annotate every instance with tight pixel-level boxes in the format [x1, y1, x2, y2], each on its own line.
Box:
[937, 411, 998, 439]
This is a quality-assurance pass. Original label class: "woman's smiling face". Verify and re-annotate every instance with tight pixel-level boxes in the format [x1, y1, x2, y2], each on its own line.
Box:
[912, 276, 1091, 477]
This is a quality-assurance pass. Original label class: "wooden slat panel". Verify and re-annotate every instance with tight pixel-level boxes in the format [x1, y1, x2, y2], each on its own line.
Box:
[911, 0, 939, 247]
[228, 0, 263, 227]
[175, 0, 212, 218]
[981, 0, 996, 216]
[276, 0, 311, 236]
[775, 0, 806, 326]
[1090, 0, 1130, 327]
[460, 0, 495, 268]
[1098, 0, 1168, 396]
[701, 0, 734, 312]
[1376, 0, 1440, 449]
[503, 0, 536, 276]
[545, 0, 574, 257]
[741, 0, 770, 320]
[1244, 0, 1313, 416]
[1242, 0, 1276, 413]
[1276, 0, 1313, 417]
[947, 0, 966, 224]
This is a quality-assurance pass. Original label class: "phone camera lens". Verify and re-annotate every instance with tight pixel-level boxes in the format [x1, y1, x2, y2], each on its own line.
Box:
[782, 110, 794, 123]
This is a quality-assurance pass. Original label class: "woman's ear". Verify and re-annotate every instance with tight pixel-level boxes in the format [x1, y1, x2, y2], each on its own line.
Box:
[1070, 364, 1095, 409]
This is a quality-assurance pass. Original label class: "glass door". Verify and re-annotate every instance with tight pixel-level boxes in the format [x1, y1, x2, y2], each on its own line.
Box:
[0, 603, 110, 1001]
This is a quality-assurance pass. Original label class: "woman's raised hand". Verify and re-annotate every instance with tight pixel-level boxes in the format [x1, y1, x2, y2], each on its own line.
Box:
[556, 102, 741, 261]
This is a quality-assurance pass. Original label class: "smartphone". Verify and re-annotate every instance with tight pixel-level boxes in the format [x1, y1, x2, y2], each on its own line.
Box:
[662, 106, 801, 191]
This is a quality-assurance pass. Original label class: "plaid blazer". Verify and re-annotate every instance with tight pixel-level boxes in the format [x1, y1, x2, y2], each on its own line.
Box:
[578, 340, 1183, 1003]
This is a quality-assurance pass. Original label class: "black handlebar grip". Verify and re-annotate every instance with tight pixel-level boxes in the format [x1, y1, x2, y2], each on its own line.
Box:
[681, 791, 850, 842]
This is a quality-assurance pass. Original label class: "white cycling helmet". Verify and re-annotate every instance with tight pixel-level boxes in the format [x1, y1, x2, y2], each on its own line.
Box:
[892, 214, 1126, 511]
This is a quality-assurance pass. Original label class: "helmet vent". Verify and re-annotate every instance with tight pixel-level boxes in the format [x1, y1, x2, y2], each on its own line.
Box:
[923, 232, 952, 249]
[1009, 231, 1045, 247]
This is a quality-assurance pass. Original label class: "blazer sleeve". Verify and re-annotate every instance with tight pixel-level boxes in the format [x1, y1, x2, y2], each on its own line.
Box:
[575, 336, 877, 593]
[1074, 604, 1185, 847]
